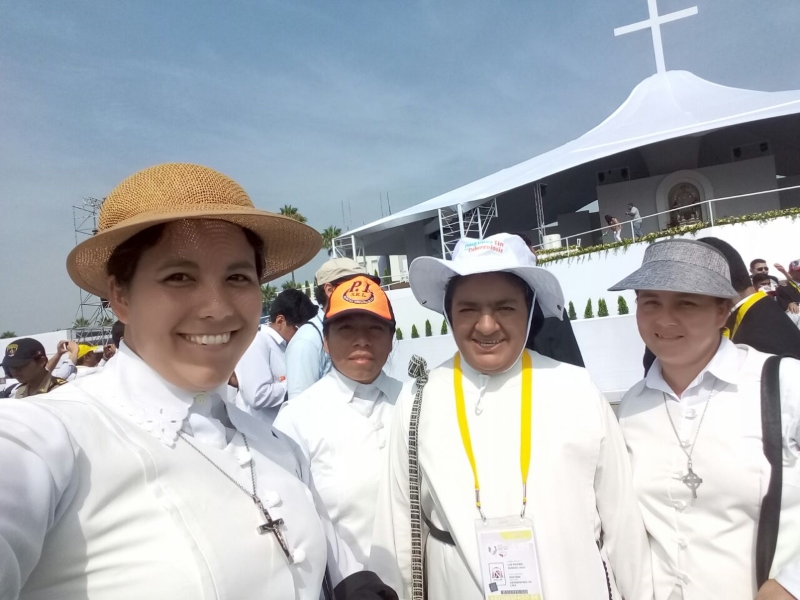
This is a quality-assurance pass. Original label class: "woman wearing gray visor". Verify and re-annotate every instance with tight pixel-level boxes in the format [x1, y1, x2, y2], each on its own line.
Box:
[611, 238, 800, 600]
[370, 233, 652, 600]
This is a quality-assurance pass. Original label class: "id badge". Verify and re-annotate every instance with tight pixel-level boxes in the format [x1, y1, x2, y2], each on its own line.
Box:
[475, 516, 544, 600]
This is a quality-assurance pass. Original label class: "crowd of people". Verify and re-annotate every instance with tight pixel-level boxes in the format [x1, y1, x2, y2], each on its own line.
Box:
[0, 163, 798, 600]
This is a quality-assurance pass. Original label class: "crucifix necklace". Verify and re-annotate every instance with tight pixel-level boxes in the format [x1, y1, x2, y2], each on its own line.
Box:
[662, 391, 715, 499]
[178, 431, 295, 564]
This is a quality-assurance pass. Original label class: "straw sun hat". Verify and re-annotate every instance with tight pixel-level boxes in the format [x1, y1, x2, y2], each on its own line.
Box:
[67, 163, 322, 298]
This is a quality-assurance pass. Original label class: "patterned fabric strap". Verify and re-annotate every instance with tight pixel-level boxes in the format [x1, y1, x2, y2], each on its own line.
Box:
[407, 354, 429, 600]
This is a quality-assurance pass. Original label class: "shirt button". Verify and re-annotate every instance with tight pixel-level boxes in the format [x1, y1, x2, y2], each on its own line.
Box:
[680, 438, 691, 448]
[292, 548, 307, 564]
[262, 491, 281, 508]
[676, 536, 688, 548]
[195, 393, 207, 404]
[677, 572, 691, 584]
[672, 499, 686, 510]
[673, 472, 685, 480]
[685, 407, 697, 419]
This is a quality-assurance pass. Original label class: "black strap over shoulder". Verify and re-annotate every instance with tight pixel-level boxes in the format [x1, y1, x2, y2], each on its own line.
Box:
[756, 355, 784, 589]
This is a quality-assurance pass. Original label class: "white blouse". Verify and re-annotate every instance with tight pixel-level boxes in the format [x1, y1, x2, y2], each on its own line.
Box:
[274, 368, 402, 566]
[0, 343, 359, 600]
[618, 339, 800, 600]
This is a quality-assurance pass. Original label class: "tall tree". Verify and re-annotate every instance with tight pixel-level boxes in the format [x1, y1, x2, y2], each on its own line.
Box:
[279, 206, 308, 282]
[322, 225, 342, 252]
[279, 205, 308, 224]
[261, 284, 277, 312]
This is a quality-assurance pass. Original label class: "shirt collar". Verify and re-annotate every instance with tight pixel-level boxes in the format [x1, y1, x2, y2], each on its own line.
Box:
[329, 367, 392, 403]
[262, 324, 287, 349]
[645, 337, 741, 397]
[105, 342, 230, 447]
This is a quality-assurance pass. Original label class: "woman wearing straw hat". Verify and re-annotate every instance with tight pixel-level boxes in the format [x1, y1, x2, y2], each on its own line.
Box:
[275, 275, 402, 567]
[369, 233, 652, 600]
[610, 238, 800, 600]
[0, 164, 395, 600]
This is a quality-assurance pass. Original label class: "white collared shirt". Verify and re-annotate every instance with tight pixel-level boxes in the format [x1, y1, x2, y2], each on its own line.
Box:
[0, 342, 360, 600]
[619, 338, 800, 600]
[233, 325, 289, 422]
[369, 350, 653, 600]
[274, 367, 402, 565]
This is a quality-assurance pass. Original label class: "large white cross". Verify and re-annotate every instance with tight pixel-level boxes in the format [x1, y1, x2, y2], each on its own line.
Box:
[614, 0, 698, 74]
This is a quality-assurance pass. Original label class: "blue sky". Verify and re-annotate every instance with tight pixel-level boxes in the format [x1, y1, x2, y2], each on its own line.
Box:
[2, 0, 799, 334]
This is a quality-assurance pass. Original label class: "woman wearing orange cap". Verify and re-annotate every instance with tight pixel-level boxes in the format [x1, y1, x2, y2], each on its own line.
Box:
[0, 164, 396, 600]
[275, 275, 402, 567]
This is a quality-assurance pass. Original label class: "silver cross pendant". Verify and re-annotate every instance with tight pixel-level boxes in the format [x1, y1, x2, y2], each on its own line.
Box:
[682, 463, 702, 499]
[253, 497, 294, 564]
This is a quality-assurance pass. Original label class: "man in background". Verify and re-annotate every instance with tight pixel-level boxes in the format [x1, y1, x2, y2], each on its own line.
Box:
[626, 202, 643, 239]
[749, 258, 779, 289]
[1, 338, 67, 398]
[233, 289, 317, 422]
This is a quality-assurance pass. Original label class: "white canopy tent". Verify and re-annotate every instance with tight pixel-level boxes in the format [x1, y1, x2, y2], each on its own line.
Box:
[335, 70, 800, 257]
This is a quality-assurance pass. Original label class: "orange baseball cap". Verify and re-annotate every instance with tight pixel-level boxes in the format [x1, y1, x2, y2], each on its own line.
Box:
[324, 275, 396, 327]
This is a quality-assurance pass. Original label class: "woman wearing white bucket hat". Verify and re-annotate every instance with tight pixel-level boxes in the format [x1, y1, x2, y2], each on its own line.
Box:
[0, 164, 396, 600]
[369, 233, 653, 600]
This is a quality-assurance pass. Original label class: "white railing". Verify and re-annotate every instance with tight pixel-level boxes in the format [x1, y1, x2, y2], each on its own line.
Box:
[535, 184, 800, 256]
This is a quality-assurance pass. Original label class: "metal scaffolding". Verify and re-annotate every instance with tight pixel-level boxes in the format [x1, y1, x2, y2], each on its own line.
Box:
[437, 198, 498, 259]
[71, 197, 114, 343]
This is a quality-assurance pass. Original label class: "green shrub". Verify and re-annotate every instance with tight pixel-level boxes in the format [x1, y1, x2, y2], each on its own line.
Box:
[396, 328, 403, 340]
[441, 320, 448, 335]
[567, 301, 577, 320]
[425, 320, 432, 337]
[411, 325, 419, 339]
[618, 296, 630, 315]
[598, 298, 609, 317]
[584, 299, 594, 319]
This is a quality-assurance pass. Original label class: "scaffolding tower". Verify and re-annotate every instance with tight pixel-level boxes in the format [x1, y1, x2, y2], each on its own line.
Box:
[72, 197, 114, 343]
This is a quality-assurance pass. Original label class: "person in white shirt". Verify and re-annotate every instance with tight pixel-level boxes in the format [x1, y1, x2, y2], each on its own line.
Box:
[285, 258, 372, 399]
[370, 233, 653, 600]
[0, 163, 397, 600]
[276, 275, 402, 566]
[233, 288, 317, 424]
[610, 238, 800, 600]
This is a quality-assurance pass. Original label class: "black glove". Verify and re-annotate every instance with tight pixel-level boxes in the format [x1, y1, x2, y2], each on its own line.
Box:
[333, 571, 398, 600]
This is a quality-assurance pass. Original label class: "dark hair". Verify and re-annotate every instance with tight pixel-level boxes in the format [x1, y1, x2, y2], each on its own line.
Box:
[517, 233, 533, 247]
[750, 258, 767, 270]
[443, 272, 535, 325]
[106, 222, 266, 287]
[270, 289, 318, 326]
[752, 272, 771, 286]
[604, 215, 613, 224]
[697, 237, 751, 293]
[111, 320, 125, 347]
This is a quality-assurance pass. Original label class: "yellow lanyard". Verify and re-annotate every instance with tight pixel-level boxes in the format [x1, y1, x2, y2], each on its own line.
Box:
[722, 291, 766, 340]
[454, 351, 532, 521]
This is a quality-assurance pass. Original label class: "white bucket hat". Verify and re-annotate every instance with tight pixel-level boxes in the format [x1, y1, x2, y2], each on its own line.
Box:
[409, 233, 566, 319]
